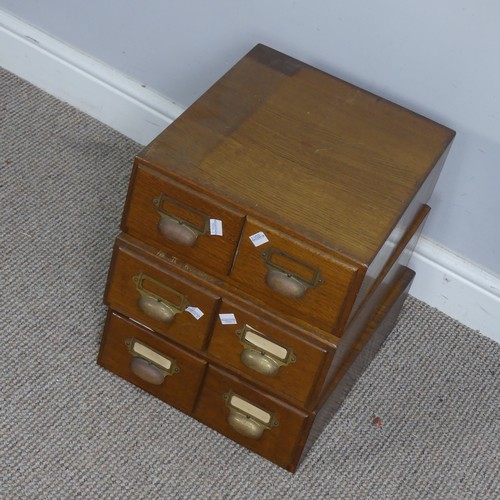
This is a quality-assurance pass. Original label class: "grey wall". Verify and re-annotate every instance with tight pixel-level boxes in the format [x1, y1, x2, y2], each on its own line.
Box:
[2, 0, 499, 274]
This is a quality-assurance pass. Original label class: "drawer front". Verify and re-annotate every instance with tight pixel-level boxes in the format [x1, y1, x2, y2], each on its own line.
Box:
[98, 311, 207, 414]
[229, 218, 361, 332]
[207, 299, 332, 406]
[104, 242, 220, 351]
[194, 365, 308, 470]
[122, 163, 245, 276]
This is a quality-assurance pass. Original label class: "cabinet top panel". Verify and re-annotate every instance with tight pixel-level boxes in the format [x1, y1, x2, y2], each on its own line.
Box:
[139, 44, 455, 264]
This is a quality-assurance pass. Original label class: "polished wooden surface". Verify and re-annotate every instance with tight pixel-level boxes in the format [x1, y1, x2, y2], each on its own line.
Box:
[131, 44, 455, 333]
[139, 44, 455, 265]
[114, 232, 339, 346]
[105, 196, 426, 413]
[110, 233, 338, 408]
[100, 263, 413, 471]
[228, 217, 361, 333]
[314, 204, 429, 397]
[193, 266, 414, 472]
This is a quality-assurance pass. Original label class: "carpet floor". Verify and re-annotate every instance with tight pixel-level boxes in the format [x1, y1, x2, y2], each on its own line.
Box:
[1, 67, 499, 499]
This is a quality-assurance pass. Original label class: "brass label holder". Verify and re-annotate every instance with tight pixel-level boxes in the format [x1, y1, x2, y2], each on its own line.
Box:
[153, 193, 209, 236]
[223, 390, 278, 439]
[236, 324, 296, 376]
[133, 272, 189, 314]
[261, 247, 324, 289]
[125, 337, 180, 377]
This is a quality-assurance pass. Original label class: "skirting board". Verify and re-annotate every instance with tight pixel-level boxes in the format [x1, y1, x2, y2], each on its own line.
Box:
[0, 9, 183, 145]
[1, 9, 499, 343]
[409, 239, 499, 343]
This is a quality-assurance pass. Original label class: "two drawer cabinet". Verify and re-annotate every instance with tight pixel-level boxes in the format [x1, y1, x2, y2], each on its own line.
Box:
[196, 266, 415, 472]
[97, 44, 455, 471]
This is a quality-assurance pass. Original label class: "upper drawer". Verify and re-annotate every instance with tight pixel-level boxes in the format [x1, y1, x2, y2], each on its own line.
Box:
[207, 299, 334, 407]
[122, 162, 245, 276]
[104, 240, 220, 351]
[98, 311, 207, 414]
[228, 218, 361, 333]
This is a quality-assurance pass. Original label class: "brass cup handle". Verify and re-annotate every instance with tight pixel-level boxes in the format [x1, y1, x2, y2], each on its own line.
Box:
[137, 295, 179, 324]
[240, 349, 282, 376]
[236, 324, 296, 377]
[265, 269, 307, 299]
[261, 247, 324, 300]
[133, 273, 189, 324]
[157, 216, 199, 247]
[223, 391, 278, 439]
[130, 357, 166, 385]
[153, 194, 209, 247]
[227, 409, 267, 439]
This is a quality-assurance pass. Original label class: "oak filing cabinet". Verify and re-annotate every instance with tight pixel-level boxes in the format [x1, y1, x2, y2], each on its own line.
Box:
[97, 44, 455, 472]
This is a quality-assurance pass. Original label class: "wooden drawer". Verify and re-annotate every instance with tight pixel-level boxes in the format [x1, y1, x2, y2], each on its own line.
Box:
[207, 299, 335, 407]
[229, 217, 362, 333]
[122, 162, 245, 277]
[98, 311, 207, 414]
[104, 239, 220, 351]
[193, 365, 309, 470]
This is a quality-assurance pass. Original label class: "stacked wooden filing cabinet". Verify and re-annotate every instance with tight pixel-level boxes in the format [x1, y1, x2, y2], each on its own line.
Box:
[97, 45, 455, 472]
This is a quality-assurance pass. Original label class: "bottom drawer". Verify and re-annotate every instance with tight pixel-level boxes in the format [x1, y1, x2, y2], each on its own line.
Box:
[98, 311, 208, 414]
[193, 365, 309, 470]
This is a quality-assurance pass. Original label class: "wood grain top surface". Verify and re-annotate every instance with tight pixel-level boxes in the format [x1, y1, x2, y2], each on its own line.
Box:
[139, 44, 455, 264]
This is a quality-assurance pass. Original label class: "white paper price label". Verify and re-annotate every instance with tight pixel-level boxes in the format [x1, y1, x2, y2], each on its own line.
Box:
[210, 219, 223, 236]
[219, 313, 237, 325]
[249, 231, 269, 247]
[186, 306, 204, 320]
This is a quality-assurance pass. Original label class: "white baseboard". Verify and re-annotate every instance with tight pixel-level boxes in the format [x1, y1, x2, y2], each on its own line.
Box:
[409, 238, 500, 343]
[2, 9, 499, 343]
[0, 9, 183, 145]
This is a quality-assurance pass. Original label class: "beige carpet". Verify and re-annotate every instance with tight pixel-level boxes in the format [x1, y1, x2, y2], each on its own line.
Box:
[1, 67, 499, 499]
